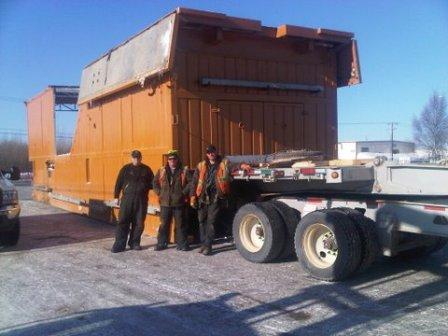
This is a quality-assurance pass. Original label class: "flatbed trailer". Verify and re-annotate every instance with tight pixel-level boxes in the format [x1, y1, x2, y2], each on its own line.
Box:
[228, 157, 448, 281]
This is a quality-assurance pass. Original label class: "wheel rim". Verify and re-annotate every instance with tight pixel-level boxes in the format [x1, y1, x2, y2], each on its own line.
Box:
[303, 223, 338, 268]
[239, 214, 265, 252]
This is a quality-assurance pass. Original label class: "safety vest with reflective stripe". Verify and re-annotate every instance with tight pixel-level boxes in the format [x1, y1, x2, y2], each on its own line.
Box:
[158, 166, 187, 188]
[195, 158, 230, 197]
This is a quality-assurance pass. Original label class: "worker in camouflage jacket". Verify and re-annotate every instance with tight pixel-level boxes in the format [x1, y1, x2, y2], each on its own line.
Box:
[153, 150, 190, 251]
[190, 145, 231, 255]
[111, 150, 154, 253]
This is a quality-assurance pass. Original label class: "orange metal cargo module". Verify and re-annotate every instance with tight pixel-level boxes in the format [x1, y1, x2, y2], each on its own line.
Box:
[26, 7, 361, 237]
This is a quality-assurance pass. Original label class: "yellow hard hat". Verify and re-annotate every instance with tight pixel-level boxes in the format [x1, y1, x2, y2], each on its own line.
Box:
[167, 149, 179, 158]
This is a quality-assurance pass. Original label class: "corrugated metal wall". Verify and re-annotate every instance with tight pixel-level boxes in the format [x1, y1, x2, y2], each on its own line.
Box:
[28, 83, 174, 235]
[26, 11, 351, 237]
[173, 28, 338, 167]
[26, 88, 56, 189]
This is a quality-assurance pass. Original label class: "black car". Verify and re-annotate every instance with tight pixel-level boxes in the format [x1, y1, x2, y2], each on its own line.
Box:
[0, 171, 20, 246]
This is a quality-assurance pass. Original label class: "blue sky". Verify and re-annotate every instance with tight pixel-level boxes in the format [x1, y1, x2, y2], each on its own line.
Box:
[0, 0, 447, 142]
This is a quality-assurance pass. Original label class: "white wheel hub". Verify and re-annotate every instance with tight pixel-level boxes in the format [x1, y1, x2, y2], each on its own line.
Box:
[240, 214, 265, 252]
[303, 223, 338, 268]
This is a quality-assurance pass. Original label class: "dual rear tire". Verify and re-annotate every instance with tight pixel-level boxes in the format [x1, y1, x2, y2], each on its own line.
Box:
[233, 202, 380, 281]
[295, 209, 378, 281]
[232, 202, 286, 263]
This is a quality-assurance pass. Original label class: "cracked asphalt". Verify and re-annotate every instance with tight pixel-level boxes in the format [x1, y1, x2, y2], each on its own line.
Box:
[1, 183, 448, 335]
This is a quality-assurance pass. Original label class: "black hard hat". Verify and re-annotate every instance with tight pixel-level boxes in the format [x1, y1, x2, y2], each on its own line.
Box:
[206, 145, 217, 153]
[131, 150, 142, 158]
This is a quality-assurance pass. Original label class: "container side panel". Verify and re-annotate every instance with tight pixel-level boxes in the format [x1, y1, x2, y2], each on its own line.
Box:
[48, 82, 173, 237]
[26, 88, 56, 159]
[121, 94, 134, 151]
[337, 39, 362, 87]
[188, 99, 202, 166]
[177, 98, 190, 166]
[27, 97, 44, 159]
[41, 90, 56, 157]
[229, 103, 241, 154]
[174, 27, 339, 159]
[85, 105, 103, 154]
[200, 101, 212, 153]
[102, 98, 122, 152]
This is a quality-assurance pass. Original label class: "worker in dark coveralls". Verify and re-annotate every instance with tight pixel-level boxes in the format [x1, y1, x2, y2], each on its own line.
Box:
[111, 150, 154, 253]
[153, 149, 190, 251]
[190, 145, 231, 255]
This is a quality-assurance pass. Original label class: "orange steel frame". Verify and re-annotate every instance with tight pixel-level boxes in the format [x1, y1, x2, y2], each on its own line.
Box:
[26, 8, 361, 237]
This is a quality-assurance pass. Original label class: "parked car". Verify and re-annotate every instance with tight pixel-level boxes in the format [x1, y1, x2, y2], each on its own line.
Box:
[0, 166, 21, 181]
[0, 171, 20, 246]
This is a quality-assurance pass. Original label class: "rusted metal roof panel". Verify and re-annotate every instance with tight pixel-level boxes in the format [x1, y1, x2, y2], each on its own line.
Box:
[78, 12, 177, 104]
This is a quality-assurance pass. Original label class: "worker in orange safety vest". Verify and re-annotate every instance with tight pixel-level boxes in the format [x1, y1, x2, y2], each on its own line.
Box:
[190, 145, 231, 255]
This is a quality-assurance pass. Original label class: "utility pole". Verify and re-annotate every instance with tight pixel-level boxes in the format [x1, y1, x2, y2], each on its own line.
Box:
[389, 122, 398, 160]
[339, 121, 400, 160]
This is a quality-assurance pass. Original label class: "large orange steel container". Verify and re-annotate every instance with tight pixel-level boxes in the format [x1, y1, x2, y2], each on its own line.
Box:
[26, 8, 361, 236]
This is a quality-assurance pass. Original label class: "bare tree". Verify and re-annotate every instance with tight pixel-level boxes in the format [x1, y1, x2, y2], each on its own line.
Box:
[413, 92, 448, 160]
[0, 139, 32, 172]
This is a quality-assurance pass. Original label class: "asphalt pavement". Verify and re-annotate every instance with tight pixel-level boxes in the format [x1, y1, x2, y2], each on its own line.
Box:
[1, 184, 448, 335]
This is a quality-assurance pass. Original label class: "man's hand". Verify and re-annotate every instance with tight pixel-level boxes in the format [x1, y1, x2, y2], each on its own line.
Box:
[114, 198, 120, 206]
[190, 196, 198, 209]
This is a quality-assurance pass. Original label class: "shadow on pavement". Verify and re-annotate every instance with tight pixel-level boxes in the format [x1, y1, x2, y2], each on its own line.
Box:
[1, 251, 448, 335]
[1, 213, 115, 252]
[0, 294, 258, 336]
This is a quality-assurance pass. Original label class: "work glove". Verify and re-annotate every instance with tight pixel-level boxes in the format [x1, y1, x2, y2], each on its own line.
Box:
[240, 163, 252, 172]
[190, 196, 198, 209]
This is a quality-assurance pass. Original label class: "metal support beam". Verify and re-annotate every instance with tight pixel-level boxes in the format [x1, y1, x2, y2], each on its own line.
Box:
[200, 77, 324, 93]
[54, 104, 78, 112]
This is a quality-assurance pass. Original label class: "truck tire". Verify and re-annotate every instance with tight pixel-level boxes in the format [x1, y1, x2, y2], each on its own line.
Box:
[397, 236, 448, 259]
[233, 202, 286, 263]
[295, 210, 362, 281]
[1, 219, 20, 246]
[332, 208, 380, 273]
[269, 200, 301, 260]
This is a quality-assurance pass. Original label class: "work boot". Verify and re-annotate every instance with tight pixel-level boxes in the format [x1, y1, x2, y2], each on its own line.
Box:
[198, 245, 206, 254]
[131, 244, 142, 251]
[202, 247, 212, 256]
[154, 245, 167, 251]
[111, 244, 125, 253]
[180, 245, 190, 252]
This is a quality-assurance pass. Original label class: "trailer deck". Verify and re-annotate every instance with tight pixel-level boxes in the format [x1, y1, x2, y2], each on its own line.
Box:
[230, 158, 448, 198]
[229, 157, 448, 280]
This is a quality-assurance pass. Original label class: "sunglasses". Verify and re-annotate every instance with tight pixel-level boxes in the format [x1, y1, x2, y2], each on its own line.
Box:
[168, 157, 178, 160]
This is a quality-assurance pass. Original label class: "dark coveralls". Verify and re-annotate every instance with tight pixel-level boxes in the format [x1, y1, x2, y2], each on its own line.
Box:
[153, 165, 189, 249]
[192, 158, 227, 249]
[113, 163, 154, 250]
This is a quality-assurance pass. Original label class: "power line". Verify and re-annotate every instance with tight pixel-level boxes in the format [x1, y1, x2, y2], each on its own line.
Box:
[0, 96, 25, 103]
[0, 131, 73, 139]
[0, 128, 73, 136]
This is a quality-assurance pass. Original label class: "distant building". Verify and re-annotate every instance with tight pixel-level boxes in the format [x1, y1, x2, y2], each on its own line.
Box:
[338, 140, 415, 160]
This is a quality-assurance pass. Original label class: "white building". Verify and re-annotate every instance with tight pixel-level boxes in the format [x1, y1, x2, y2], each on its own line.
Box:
[338, 140, 416, 160]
